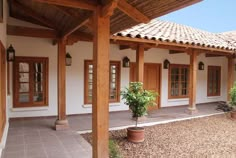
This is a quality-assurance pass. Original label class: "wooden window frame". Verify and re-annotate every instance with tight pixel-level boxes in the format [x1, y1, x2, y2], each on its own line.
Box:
[13, 56, 49, 108]
[168, 64, 190, 99]
[84, 60, 121, 104]
[207, 66, 221, 97]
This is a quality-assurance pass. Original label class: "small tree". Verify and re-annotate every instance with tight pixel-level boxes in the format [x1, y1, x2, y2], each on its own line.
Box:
[121, 82, 158, 127]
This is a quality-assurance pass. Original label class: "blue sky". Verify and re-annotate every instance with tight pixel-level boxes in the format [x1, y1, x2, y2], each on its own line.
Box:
[159, 0, 236, 33]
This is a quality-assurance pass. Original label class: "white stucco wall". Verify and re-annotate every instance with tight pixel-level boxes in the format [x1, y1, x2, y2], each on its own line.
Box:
[6, 16, 234, 118]
[7, 33, 230, 118]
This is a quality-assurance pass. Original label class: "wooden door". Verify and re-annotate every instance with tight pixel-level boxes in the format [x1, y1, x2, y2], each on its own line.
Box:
[130, 63, 161, 110]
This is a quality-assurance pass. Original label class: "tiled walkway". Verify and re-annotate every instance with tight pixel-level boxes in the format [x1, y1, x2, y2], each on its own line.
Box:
[2, 102, 222, 158]
[70, 102, 222, 132]
[2, 119, 92, 158]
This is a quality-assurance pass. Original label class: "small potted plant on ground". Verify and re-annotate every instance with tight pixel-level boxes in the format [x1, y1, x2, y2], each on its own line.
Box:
[121, 82, 157, 143]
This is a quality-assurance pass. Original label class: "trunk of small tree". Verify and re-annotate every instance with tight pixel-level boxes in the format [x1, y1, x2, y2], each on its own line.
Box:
[135, 117, 138, 127]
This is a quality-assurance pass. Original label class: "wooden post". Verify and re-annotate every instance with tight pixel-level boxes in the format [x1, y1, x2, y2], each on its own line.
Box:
[55, 38, 69, 130]
[92, 7, 110, 158]
[188, 49, 198, 114]
[227, 57, 234, 101]
[136, 45, 144, 82]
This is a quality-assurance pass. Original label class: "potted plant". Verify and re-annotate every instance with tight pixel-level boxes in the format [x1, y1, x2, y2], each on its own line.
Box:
[121, 82, 157, 143]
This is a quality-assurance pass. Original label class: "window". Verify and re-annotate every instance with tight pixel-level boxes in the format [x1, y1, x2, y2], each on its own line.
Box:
[207, 66, 221, 96]
[13, 57, 48, 107]
[169, 64, 189, 99]
[84, 60, 120, 104]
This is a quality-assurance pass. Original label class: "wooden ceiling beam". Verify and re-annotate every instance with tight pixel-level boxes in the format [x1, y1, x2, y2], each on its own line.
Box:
[53, 6, 78, 17]
[62, 15, 91, 38]
[119, 45, 130, 50]
[205, 54, 224, 57]
[12, 0, 57, 30]
[169, 50, 185, 54]
[102, 0, 118, 18]
[117, 0, 150, 23]
[7, 25, 57, 39]
[205, 52, 231, 57]
[33, 0, 97, 10]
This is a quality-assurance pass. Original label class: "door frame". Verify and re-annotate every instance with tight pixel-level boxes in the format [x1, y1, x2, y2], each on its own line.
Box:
[129, 62, 162, 109]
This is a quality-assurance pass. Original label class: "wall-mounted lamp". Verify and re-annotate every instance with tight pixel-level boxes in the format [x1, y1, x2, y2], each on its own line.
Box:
[7, 44, 15, 62]
[163, 59, 170, 69]
[122, 56, 130, 68]
[198, 61, 204, 70]
[66, 52, 72, 66]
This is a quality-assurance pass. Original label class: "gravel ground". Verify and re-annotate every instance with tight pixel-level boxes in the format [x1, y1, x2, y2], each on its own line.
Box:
[82, 114, 236, 158]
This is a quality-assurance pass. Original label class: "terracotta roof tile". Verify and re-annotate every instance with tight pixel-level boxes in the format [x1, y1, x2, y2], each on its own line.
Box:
[115, 19, 236, 52]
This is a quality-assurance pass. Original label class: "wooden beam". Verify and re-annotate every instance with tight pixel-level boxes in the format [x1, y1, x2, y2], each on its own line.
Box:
[102, 0, 118, 18]
[117, 0, 150, 23]
[53, 6, 79, 17]
[7, 25, 57, 39]
[119, 44, 138, 50]
[227, 57, 234, 101]
[33, 0, 97, 10]
[205, 54, 226, 57]
[169, 50, 185, 54]
[12, 0, 58, 29]
[62, 16, 90, 38]
[119, 45, 130, 50]
[188, 49, 198, 114]
[136, 45, 144, 82]
[55, 38, 69, 130]
[92, 7, 110, 158]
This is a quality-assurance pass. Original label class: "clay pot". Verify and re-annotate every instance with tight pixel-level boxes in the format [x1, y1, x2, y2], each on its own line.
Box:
[127, 127, 145, 143]
[230, 111, 236, 119]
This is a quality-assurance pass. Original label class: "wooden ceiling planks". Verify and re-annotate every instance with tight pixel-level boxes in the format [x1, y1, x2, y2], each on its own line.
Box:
[8, 0, 202, 41]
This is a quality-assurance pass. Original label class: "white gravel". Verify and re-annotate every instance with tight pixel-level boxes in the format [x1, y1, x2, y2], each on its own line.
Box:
[83, 114, 236, 158]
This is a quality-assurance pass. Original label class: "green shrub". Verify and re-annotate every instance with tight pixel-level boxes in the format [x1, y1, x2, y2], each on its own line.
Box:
[109, 139, 122, 158]
[229, 82, 236, 110]
[121, 82, 158, 127]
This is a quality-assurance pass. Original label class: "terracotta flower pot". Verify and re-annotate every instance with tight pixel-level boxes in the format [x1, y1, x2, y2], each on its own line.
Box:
[230, 111, 236, 120]
[127, 127, 145, 143]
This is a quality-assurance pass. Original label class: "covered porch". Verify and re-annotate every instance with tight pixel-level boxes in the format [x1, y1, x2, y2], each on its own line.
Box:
[1, 0, 236, 158]
[2, 102, 222, 158]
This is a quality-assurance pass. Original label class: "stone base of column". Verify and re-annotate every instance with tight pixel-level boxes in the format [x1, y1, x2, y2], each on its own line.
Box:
[185, 107, 198, 115]
[55, 119, 69, 131]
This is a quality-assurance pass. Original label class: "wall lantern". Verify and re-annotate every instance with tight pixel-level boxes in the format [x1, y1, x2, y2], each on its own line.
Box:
[66, 52, 72, 66]
[7, 44, 15, 62]
[122, 56, 130, 68]
[198, 61, 204, 70]
[163, 59, 170, 69]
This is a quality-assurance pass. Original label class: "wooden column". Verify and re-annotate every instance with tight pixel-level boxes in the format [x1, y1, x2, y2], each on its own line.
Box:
[136, 45, 144, 82]
[55, 38, 69, 130]
[188, 49, 198, 114]
[227, 56, 234, 101]
[92, 7, 110, 158]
